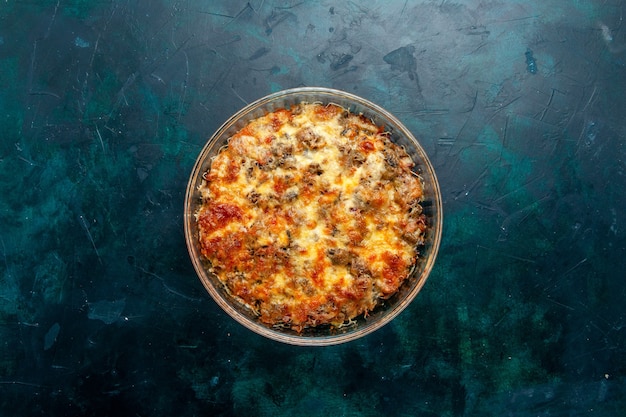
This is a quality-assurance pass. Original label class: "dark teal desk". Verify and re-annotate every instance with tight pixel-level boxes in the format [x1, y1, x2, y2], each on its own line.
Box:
[1, 1, 625, 415]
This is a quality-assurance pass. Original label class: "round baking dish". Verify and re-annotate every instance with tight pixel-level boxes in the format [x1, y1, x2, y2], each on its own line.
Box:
[184, 87, 442, 346]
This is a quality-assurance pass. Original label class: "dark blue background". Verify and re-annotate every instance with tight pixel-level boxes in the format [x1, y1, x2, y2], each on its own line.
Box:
[1, 1, 625, 415]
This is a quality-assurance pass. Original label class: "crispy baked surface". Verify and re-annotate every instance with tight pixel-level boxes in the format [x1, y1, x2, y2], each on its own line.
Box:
[196, 103, 426, 332]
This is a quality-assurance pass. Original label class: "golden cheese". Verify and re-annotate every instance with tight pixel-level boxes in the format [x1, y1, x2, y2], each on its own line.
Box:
[196, 103, 426, 332]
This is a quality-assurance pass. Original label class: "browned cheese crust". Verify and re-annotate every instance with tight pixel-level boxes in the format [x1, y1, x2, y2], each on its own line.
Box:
[196, 103, 426, 332]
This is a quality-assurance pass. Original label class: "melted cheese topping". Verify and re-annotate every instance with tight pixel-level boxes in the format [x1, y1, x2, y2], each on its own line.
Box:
[196, 103, 426, 332]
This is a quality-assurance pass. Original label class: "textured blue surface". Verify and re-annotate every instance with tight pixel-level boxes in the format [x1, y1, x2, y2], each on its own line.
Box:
[1, 1, 626, 415]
